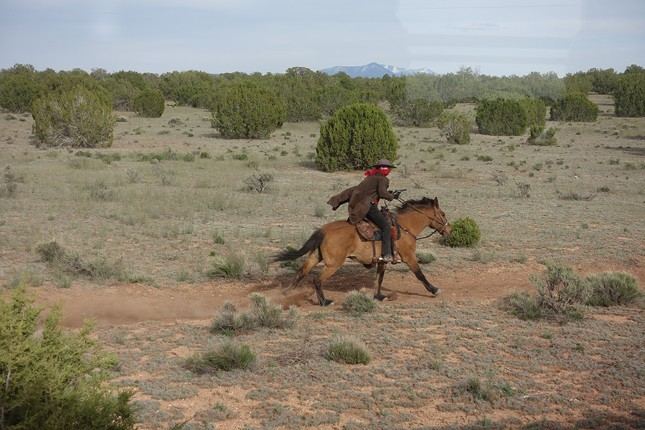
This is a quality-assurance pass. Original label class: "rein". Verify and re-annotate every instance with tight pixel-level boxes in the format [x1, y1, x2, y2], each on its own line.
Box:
[395, 198, 448, 240]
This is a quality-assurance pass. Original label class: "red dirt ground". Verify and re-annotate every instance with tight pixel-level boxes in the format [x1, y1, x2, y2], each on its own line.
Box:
[31, 258, 645, 328]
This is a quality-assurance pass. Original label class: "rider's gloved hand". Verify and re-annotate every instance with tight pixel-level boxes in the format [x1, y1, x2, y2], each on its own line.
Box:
[392, 190, 401, 199]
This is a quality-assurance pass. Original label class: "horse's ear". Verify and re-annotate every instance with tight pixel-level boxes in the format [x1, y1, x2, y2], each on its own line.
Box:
[434, 197, 439, 207]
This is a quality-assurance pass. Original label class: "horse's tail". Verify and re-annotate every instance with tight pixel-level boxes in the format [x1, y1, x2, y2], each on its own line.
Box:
[272, 229, 324, 262]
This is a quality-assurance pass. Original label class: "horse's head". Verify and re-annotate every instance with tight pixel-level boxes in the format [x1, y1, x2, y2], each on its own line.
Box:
[428, 197, 451, 236]
[398, 197, 451, 236]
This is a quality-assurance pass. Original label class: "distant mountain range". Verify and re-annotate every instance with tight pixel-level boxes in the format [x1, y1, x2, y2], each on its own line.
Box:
[319, 62, 435, 78]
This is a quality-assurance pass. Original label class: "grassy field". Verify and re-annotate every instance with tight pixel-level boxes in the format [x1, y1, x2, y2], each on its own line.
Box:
[1, 95, 643, 288]
[1, 95, 644, 429]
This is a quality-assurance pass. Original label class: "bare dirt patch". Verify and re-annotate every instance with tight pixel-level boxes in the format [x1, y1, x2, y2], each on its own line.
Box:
[32, 258, 644, 328]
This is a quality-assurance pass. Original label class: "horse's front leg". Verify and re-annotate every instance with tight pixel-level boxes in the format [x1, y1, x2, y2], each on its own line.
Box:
[406, 259, 441, 296]
[373, 262, 387, 301]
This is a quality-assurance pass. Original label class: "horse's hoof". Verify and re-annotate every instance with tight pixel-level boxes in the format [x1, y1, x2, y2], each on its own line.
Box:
[433, 288, 442, 297]
[374, 293, 388, 302]
[320, 299, 334, 306]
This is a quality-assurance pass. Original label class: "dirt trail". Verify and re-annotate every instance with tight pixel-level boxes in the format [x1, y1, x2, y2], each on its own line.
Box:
[30, 259, 644, 328]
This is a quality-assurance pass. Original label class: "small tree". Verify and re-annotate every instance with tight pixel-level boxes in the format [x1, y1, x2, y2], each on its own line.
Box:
[0, 63, 44, 113]
[613, 72, 645, 117]
[32, 85, 115, 148]
[0, 287, 136, 429]
[563, 72, 593, 94]
[519, 97, 547, 128]
[436, 111, 471, 144]
[394, 98, 444, 127]
[476, 98, 529, 136]
[315, 103, 398, 172]
[550, 92, 599, 122]
[212, 81, 286, 139]
[132, 87, 165, 118]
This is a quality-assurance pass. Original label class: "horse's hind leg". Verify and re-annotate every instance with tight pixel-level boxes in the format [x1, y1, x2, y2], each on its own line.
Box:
[374, 262, 387, 301]
[313, 278, 332, 307]
[313, 264, 342, 306]
[289, 252, 321, 289]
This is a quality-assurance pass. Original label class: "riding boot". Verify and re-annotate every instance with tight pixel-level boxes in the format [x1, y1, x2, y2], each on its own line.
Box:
[381, 227, 393, 261]
[367, 204, 393, 262]
[390, 226, 399, 263]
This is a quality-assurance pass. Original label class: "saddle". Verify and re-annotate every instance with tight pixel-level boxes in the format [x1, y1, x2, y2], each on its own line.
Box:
[354, 208, 401, 263]
[355, 214, 401, 242]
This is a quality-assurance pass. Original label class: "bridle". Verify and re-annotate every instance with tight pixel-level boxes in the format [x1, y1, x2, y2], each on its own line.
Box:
[395, 198, 450, 240]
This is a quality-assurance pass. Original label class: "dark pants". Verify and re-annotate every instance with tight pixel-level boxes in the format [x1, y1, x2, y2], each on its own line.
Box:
[366, 204, 392, 257]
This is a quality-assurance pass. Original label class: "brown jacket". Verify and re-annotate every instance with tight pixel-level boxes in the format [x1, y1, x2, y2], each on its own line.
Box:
[327, 173, 395, 224]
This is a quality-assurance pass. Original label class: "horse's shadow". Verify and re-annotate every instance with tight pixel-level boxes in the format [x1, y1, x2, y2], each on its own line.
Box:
[272, 263, 373, 291]
[271, 263, 429, 304]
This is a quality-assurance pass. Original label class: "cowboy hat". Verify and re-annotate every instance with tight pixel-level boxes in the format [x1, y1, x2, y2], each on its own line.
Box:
[373, 159, 396, 168]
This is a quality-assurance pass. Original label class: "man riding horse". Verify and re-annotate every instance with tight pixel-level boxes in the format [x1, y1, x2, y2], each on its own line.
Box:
[326, 159, 401, 263]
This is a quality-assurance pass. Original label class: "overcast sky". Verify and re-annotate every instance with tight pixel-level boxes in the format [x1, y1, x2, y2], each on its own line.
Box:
[1, 0, 643, 77]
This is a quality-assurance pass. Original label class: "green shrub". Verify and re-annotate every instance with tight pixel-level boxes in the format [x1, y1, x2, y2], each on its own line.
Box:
[276, 69, 324, 122]
[315, 103, 398, 172]
[206, 253, 245, 279]
[506, 263, 599, 320]
[326, 336, 371, 365]
[454, 377, 499, 402]
[210, 294, 299, 335]
[101, 70, 148, 109]
[0, 64, 44, 113]
[585, 271, 643, 306]
[519, 97, 547, 128]
[341, 291, 377, 316]
[550, 92, 599, 122]
[563, 72, 593, 94]
[1, 166, 19, 198]
[443, 217, 481, 247]
[132, 87, 165, 118]
[436, 111, 471, 144]
[248, 293, 299, 329]
[185, 341, 257, 373]
[212, 81, 286, 139]
[613, 72, 645, 117]
[243, 172, 273, 193]
[210, 302, 255, 335]
[0, 287, 136, 429]
[158, 70, 219, 108]
[588, 68, 618, 94]
[36, 241, 124, 281]
[475, 98, 528, 136]
[95, 152, 122, 164]
[4, 267, 44, 289]
[394, 98, 444, 127]
[527, 125, 557, 146]
[530, 261, 591, 318]
[32, 85, 115, 148]
[416, 251, 436, 264]
[507, 292, 544, 321]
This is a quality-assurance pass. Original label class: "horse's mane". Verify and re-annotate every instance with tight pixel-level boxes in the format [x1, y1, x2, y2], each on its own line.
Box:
[394, 197, 435, 215]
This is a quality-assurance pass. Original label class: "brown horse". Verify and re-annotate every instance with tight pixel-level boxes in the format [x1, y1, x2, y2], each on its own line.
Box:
[273, 197, 452, 306]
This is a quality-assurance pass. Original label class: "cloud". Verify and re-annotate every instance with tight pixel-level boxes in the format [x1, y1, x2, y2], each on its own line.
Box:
[457, 22, 503, 32]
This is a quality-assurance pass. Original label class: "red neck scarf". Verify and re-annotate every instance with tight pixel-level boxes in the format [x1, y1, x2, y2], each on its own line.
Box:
[365, 167, 391, 177]
[364, 168, 379, 176]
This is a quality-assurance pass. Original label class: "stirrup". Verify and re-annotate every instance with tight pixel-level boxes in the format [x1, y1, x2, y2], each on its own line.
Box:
[378, 255, 394, 263]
